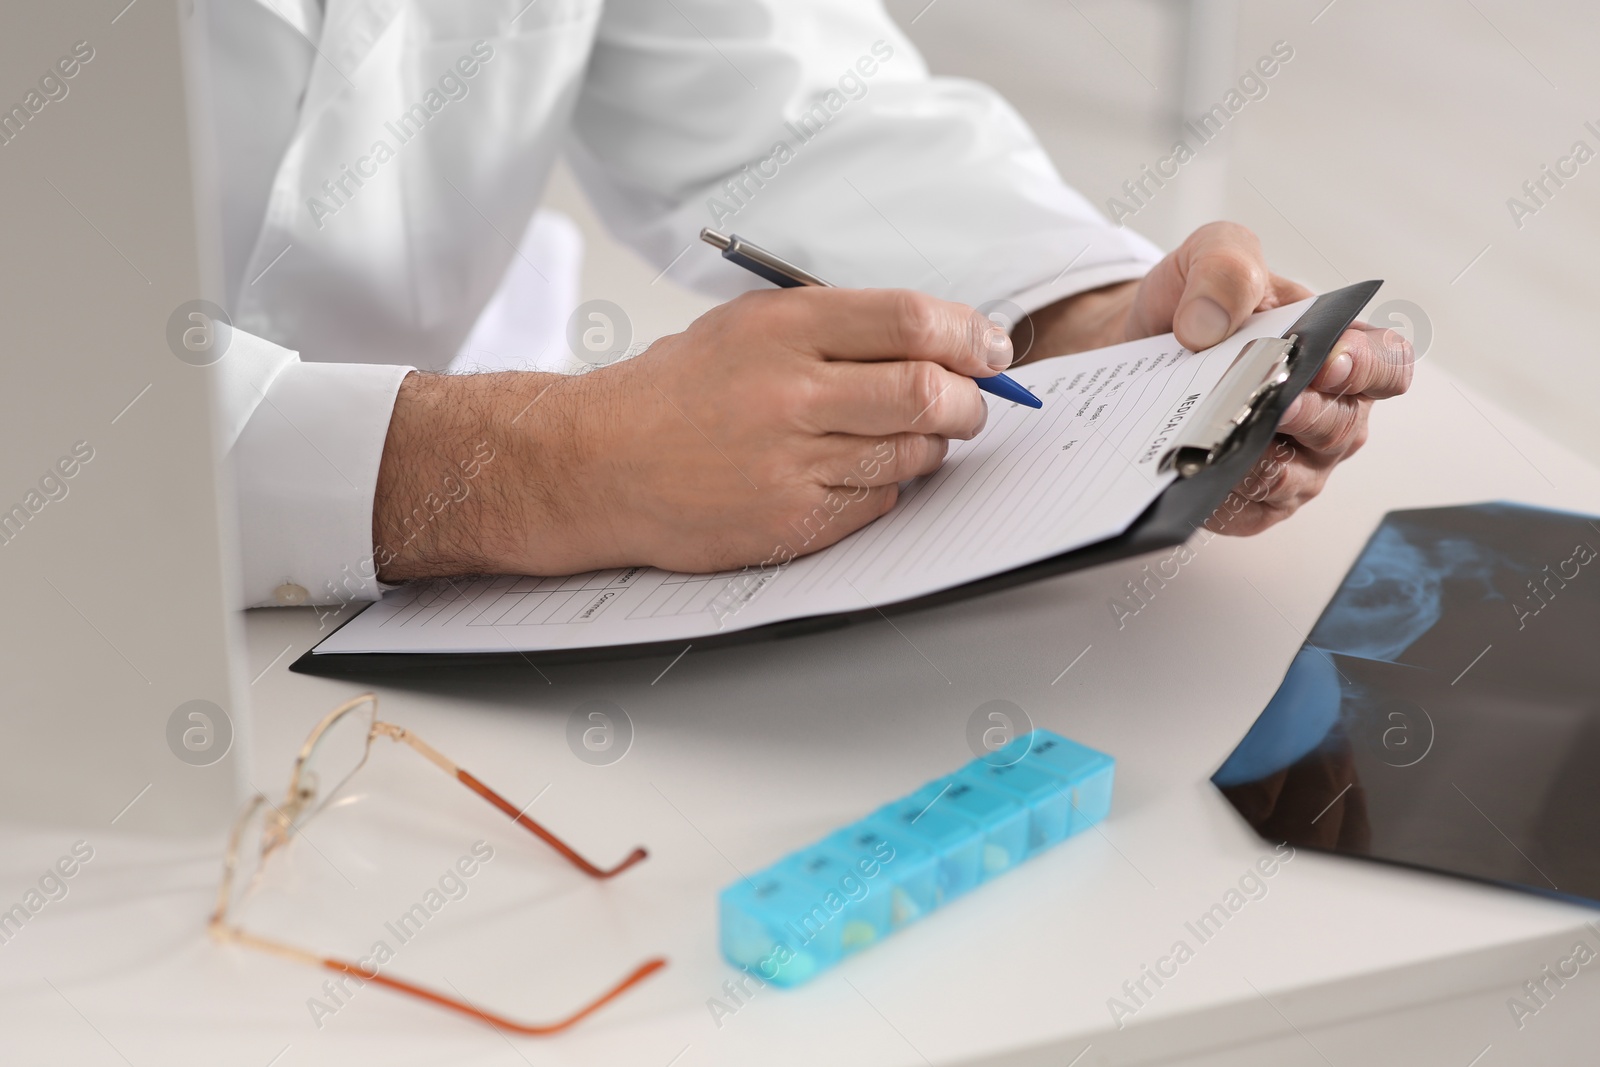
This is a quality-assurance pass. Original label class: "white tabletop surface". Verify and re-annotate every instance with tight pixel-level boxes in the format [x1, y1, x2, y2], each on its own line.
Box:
[4, 359, 1599, 1067]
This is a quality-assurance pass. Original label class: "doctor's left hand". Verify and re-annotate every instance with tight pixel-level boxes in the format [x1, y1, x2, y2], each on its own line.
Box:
[1021, 221, 1414, 535]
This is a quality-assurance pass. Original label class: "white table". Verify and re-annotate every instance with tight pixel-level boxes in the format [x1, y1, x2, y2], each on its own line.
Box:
[5, 360, 1599, 1066]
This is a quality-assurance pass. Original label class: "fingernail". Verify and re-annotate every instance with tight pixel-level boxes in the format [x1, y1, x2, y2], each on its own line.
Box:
[1322, 350, 1352, 390]
[983, 325, 1013, 370]
[1283, 394, 1304, 424]
[1174, 297, 1230, 349]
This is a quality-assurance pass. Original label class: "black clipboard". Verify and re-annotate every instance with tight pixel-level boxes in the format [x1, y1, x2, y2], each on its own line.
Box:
[292, 281, 1381, 677]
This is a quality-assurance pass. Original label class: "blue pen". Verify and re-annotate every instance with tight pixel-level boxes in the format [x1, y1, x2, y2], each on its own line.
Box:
[699, 228, 1043, 409]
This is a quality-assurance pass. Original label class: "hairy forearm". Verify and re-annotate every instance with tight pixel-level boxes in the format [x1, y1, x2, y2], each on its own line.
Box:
[1014, 279, 1139, 365]
[369, 283, 1160, 586]
[372, 370, 580, 582]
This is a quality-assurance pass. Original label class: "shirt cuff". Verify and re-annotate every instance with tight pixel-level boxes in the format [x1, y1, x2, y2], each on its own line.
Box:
[1005, 254, 1160, 319]
[230, 357, 413, 608]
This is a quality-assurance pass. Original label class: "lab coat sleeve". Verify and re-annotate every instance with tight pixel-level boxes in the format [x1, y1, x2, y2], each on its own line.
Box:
[566, 0, 1164, 316]
[218, 328, 412, 607]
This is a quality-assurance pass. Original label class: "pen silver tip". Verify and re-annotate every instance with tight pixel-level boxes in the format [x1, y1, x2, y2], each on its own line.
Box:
[699, 228, 731, 251]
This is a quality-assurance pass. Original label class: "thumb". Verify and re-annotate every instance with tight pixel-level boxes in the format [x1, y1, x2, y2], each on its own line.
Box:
[1130, 222, 1272, 350]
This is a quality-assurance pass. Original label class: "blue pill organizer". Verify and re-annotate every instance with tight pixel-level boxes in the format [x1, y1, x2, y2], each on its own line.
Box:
[718, 729, 1114, 987]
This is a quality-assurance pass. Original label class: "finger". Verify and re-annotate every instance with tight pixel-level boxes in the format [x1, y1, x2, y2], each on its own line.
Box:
[1251, 454, 1328, 509]
[808, 359, 987, 439]
[1171, 223, 1272, 348]
[1206, 497, 1288, 537]
[810, 433, 947, 488]
[1326, 327, 1413, 399]
[1209, 462, 1327, 537]
[1132, 222, 1271, 350]
[1229, 448, 1293, 506]
[1278, 391, 1370, 455]
[1268, 273, 1314, 304]
[777, 288, 1013, 377]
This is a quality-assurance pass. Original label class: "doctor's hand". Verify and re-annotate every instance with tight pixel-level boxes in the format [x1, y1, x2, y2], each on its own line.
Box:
[372, 289, 1005, 581]
[1021, 221, 1413, 536]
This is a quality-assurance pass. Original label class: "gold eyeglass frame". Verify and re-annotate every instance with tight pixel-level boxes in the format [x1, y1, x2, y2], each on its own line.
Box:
[209, 693, 664, 1034]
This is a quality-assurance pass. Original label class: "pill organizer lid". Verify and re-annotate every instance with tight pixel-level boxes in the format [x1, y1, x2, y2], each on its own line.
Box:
[779, 845, 900, 898]
[958, 759, 1064, 801]
[869, 801, 983, 849]
[908, 776, 1023, 827]
[1003, 730, 1114, 778]
[825, 824, 938, 876]
[720, 866, 822, 914]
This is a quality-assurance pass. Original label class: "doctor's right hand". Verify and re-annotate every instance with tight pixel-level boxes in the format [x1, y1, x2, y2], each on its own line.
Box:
[371, 288, 1009, 581]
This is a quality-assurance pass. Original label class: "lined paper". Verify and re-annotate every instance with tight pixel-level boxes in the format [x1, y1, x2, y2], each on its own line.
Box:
[313, 301, 1309, 655]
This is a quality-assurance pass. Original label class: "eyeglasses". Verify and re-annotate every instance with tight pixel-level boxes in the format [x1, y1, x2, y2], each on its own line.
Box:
[209, 692, 665, 1034]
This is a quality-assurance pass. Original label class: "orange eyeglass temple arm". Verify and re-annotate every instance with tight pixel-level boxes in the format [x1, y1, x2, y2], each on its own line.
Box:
[214, 926, 667, 1037]
[456, 769, 648, 879]
[321, 954, 667, 1035]
[379, 722, 649, 879]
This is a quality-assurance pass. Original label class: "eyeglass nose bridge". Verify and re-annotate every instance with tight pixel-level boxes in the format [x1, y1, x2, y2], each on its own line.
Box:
[262, 798, 298, 848]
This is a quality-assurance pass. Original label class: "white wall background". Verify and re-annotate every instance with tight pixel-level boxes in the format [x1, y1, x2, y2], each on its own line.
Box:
[542, 0, 1600, 462]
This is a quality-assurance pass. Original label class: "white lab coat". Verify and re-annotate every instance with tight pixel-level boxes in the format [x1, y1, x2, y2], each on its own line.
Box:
[213, 0, 1163, 607]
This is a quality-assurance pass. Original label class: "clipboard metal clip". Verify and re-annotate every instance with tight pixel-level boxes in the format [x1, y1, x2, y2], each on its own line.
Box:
[1160, 333, 1299, 478]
